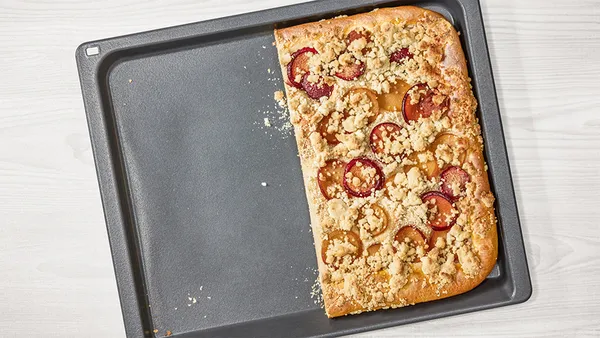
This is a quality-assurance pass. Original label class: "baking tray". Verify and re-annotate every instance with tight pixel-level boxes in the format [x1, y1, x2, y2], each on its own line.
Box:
[75, 0, 532, 337]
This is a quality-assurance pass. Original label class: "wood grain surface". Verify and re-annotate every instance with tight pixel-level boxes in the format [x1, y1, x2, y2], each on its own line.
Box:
[0, 0, 599, 337]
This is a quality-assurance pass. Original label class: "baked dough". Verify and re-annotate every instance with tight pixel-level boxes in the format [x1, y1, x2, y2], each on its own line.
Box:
[274, 6, 497, 318]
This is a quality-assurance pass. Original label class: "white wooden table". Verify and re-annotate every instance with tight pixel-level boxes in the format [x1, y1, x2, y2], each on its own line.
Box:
[1, 0, 599, 336]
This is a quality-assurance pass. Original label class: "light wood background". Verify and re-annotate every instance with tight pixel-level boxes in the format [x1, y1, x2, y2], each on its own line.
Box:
[1, 0, 599, 337]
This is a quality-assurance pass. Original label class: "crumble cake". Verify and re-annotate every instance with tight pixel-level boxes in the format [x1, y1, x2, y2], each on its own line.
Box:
[273, 6, 497, 317]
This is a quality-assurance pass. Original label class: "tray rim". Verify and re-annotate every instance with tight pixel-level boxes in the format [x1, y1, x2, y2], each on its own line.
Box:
[75, 0, 532, 337]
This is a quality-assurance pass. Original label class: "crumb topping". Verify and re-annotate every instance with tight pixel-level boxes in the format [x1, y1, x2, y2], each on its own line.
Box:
[357, 203, 388, 236]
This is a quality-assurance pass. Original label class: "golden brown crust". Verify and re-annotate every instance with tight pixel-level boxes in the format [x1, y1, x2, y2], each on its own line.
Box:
[274, 6, 497, 318]
[276, 7, 426, 42]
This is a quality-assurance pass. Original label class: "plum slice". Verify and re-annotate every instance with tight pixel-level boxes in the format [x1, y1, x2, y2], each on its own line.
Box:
[334, 30, 371, 80]
[301, 74, 334, 99]
[390, 47, 413, 63]
[406, 150, 440, 178]
[343, 158, 384, 197]
[344, 88, 380, 124]
[346, 30, 371, 52]
[394, 226, 426, 247]
[440, 166, 470, 200]
[421, 191, 457, 231]
[428, 230, 449, 251]
[335, 61, 365, 81]
[318, 111, 348, 146]
[358, 203, 389, 236]
[321, 230, 362, 269]
[317, 88, 378, 145]
[370, 122, 404, 163]
[317, 159, 346, 200]
[430, 133, 468, 165]
[366, 243, 381, 256]
[377, 80, 412, 112]
[402, 84, 449, 122]
[287, 47, 317, 88]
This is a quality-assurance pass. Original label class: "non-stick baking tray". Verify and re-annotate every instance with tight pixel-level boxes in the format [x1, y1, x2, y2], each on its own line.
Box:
[76, 0, 531, 337]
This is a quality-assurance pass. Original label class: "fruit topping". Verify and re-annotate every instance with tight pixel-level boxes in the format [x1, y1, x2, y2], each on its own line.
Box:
[406, 151, 440, 178]
[317, 159, 346, 200]
[335, 61, 365, 80]
[421, 191, 457, 231]
[301, 74, 334, 99]
[402, 84, 449, 122]
[440, 166, 470, 200]
[287, 47, 317, 88]
[370, 122, 405, 163]
[343, 158, 384, 197]
[318, 111, 348, 145]
[357, 203, 389, 236]
[394, 226, 426, 247]
[344, 88, 380, 124]
[377, 80, 411, 112]
[428, 230, 449, 251]
[390, 47, 413, 63]
[321, 230, 362, 269]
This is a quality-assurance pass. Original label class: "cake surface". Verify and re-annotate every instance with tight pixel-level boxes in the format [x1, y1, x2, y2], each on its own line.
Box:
[274, 6, 498, 318]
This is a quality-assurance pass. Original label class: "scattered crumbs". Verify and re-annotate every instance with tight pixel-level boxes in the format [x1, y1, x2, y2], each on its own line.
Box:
[250, 74, 292, 139]
[188, 297, 192, 301]
[200, 286, 203, 291]
[166, 331, 172, 337]
[128, 79, 132, 83]
[254, 104, 293, 138]
[174, 307, 177, 310]
[271, 41, 276, 46]
[274, 90, 286, 108]
[261, 182, 267, 187]
[295, 296, 298, 299]
[243, 66, 247, 69]
[207, 296, 212, 300]
[187, 304, 191, 307]
[204, 315, 207, 318]
[153, 329, 159, 334]
[310, 277, 324, 308]
[262, 45, 266, 49]
[192, 297, 197, 304]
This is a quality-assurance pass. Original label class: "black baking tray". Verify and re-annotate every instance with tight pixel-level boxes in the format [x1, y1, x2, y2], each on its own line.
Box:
[76, 0, 531, 337]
